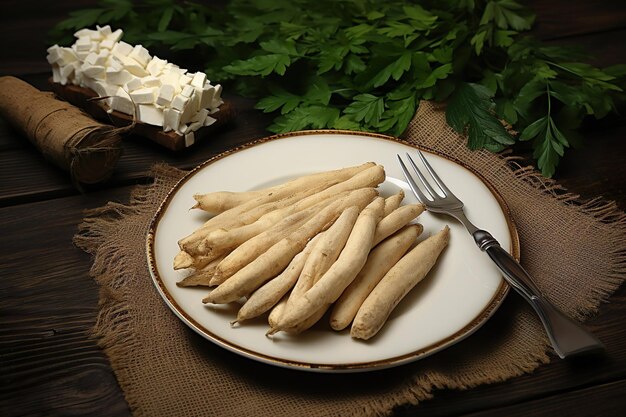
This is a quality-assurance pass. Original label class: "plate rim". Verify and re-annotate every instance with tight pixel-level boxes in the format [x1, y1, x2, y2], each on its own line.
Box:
[146, 129, 519, 372]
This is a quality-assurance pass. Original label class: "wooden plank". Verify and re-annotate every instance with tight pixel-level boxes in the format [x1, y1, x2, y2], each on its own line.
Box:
[527, 0, 626, 39]
[0, 186, 132, 417]
[460, 379, 626, 417]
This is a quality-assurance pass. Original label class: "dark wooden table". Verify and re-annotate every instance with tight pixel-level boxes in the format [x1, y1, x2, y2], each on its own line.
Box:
[1, 1, 625, 416]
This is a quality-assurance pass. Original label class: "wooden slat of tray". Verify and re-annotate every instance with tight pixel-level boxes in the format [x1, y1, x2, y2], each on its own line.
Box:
[49, 79, 235, 151]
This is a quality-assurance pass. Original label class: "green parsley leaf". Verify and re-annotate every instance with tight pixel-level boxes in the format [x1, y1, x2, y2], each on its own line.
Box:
[343, 94, 385, 125]
[446, 83, 515, 151]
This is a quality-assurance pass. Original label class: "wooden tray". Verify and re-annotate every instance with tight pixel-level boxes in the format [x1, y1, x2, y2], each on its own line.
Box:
[49, 79, 234, 151]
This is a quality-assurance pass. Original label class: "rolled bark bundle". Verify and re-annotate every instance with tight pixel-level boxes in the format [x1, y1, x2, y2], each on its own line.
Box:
[0, 76, 122, 185]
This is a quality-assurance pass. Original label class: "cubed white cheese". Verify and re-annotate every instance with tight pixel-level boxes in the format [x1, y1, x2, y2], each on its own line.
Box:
[60, 63, 75, 79]
[178, 123, 189, 134]
[199, 85, 216, 109]
[51, 65, 62, 83]
[142, 76, 161, 87]
[156, 84, 175, 106]
[107, 94, 134, 115]
[112, 41, 133, 58]
[180, 84, 194, 98]
[123, 77, 143, 92]
[97, 25, 112, 37]
[117, 54, 149, 77]
[82, 64, 106, 80]
[204, 115, 217, 126]
[75, 36, 92, 52]
[137, 104, 163, 126]
[106, 69, 133, 86]
[163, 108, 182, 131]
[178, 74, 192, 86]
[210, 84, 223, 108]
[128, 44, 151, 67]
[129, 87, 156, 104]
[146, 57, 167, 76]
[83, 78, 117, 97]
[190, 72, 206, 89]
[188, 120, 204, 133]
[107, 29, 124, 42]
[191, 108, 209, 123]
[46, 45, 61, 64]
[184, 132, 195, 147]
[100, 39, 115, 50]
[84, 52, 100, 66]
[73, 28, 93, 39]
[170, 94, 189, 111]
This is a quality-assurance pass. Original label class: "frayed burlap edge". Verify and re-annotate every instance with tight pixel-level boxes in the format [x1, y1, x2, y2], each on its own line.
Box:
[74, 164, 184, 415]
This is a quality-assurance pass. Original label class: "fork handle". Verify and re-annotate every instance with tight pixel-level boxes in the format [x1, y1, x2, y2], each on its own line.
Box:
[473, 230, 604, 359]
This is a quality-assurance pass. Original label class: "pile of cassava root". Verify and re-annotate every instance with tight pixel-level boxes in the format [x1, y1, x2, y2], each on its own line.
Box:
[174, 162, 449, 340]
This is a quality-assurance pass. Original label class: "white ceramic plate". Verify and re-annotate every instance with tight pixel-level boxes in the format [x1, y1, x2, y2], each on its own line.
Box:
[147, 131, 518, 372]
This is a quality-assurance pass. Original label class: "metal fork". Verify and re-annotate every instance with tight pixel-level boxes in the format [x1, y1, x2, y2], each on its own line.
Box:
[398, 150, 604, 359]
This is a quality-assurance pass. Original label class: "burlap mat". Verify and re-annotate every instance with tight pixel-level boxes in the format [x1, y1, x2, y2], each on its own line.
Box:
[74, 101, 626, 416]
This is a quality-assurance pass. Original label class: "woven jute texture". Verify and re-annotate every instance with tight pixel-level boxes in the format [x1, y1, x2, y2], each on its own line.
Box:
[75, 101, 626, 416]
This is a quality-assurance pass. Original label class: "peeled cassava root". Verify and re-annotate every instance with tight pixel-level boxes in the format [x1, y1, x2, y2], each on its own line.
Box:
[174, 162, 449, 340]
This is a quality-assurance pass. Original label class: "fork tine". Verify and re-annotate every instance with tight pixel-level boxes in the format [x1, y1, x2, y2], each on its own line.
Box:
[405, 153, 440, 199]
[396, 155, 431, 203]
[415, 150, 455, 197]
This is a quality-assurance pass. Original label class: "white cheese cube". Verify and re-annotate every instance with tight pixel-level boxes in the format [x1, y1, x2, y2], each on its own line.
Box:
[73, 28, 93, 39]
[112, 41, 133, 57]
[107, 29, 124, 42]
[128, 45, 151, 67]
[210, 84, 223, 108]
[58, 47, 78, 66]
[100, 39, 115, 50]
[124, 77, 143, 92]
[191, 108, 209, 123]
[46, 45, 61, 64]
[107, 94, 134, 115]
[82, 64, 106, 80]
[199, 85, 216, 109]
[51, 65, 62, 83]
[171, 94, 189, 111]
[163, 108, 182, 131]
[178, 123, 189, 134]
[188, 120, 203, 132]
[180, 84, 194, 98]
[89, 41, 100, 53]
[179, 74, 192, 86]
[97, 25, 112, 37]
[83, 79, 117, 97]
[106, 69, 133, 86]
[84, 52, 100, 66]
[204, 115, 217, 126]
[146, 57, 167, 76]
[184, 132, 195, 147]
[160, 71, 180, 89]
[117, 55, 149, 77]
[130, 87, 157, 104]
[75, 36, 92, 52]
[142, 76, 161, 87]
[88, 30, 102, 41]
[180, 92, 200, 124]
[156, 84, 175, 106]
[137, 104, 163, 126]
[190, 72, 206, 89]
[59, 64, 76, 80]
